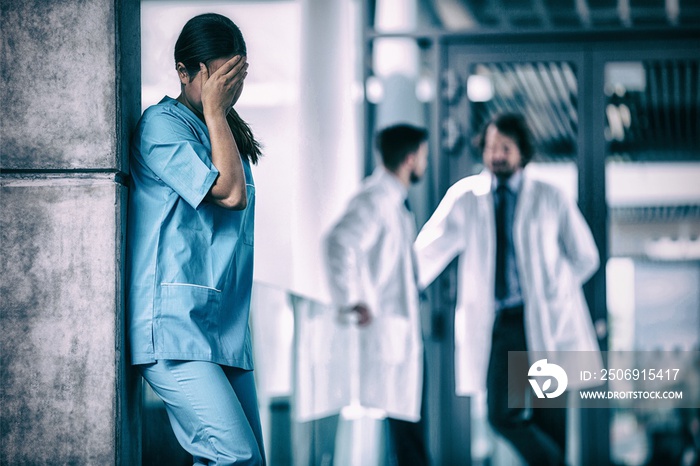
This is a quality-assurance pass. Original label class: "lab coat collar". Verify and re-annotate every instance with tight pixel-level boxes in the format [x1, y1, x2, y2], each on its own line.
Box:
[489, 168, 523, 194]
[374, 166, 409, 205]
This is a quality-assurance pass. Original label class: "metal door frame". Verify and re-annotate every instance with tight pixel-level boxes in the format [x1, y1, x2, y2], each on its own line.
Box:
[440, 40, 598, 465]
[434, 36, 700, 465]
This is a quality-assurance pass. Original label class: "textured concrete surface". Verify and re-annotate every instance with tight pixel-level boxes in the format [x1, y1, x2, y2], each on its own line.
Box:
[0, 177, 124, 463]
[0, 0, 141, 463]
[0, 0, 117, 169]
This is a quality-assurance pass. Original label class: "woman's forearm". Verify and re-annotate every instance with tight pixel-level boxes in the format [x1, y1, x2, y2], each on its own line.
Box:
[205, 108, 247, 210]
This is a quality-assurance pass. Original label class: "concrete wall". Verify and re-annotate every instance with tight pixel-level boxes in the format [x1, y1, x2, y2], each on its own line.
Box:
[0, 0, 140, 464]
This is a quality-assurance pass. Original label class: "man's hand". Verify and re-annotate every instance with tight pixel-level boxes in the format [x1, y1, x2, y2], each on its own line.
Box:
[344, 303, 373, 327]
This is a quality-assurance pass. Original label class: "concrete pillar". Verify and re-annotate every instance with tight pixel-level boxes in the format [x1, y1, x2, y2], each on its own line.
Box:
[297, 0, 363, 303]
[0, 0, 140, 464]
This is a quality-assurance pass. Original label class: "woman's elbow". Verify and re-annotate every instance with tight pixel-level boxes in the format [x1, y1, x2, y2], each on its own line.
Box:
[209, 186, 247, 210]
[217, 192, 247, 210]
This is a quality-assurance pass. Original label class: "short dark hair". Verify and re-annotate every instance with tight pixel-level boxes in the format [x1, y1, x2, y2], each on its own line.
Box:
[475, 112, 535, 166]
[375, 123, 428, 172]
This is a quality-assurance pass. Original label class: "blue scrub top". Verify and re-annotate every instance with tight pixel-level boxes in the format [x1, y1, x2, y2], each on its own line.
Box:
[127, 96, 255, 369]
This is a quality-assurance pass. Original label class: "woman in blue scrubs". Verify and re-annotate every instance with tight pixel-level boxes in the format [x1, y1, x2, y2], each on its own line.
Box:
[127, 13, 265, 465]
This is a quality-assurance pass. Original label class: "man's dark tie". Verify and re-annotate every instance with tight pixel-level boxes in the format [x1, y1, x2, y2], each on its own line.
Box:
[494, 184, 508, 300]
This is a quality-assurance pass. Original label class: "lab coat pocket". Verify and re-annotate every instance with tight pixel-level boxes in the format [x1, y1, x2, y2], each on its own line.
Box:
[158, 283, 222, 353]
[545, 264, 581, 350]
[368, 315, 411, 365]
[551, 290, 587, 350]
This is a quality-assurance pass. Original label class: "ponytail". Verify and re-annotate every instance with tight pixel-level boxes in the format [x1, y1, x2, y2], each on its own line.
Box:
[227, 108, 262, 165]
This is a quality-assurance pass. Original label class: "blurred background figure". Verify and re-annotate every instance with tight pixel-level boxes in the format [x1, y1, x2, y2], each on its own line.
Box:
[323, 124, 430, 466]
[415, 112, 602, 466]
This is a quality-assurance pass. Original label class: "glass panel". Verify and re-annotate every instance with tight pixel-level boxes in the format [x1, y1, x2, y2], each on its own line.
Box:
[465, 61, 579, 198]
[250, 282, 389, 464]
[605, 60, 700, 466]
[464, 60, 580, 465]
[467, 62, 579, 162]
[467, 62, 578, 161]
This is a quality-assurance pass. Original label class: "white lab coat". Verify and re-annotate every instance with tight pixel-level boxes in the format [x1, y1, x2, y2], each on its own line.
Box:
[323, 167, 423, 422]
[415, 169, 603, 395]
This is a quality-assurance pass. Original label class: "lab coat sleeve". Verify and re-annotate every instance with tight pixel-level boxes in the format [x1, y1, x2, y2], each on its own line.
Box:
[414, 185, 467, 289]
[323, 192, 382, 309]
[559, 196, 600, 284]
[136, 110, 219, 209]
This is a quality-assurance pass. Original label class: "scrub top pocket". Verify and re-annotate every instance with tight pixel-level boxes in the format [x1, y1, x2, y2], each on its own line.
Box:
[156, 283, 222, 358]
[364, 315, 411, 365]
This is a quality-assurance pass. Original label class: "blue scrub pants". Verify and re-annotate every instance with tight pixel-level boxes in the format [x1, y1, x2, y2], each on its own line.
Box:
[140, 360, 266, 466]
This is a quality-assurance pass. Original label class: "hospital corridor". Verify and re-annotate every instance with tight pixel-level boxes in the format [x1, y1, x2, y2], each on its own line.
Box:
[1, 0, 699, 465]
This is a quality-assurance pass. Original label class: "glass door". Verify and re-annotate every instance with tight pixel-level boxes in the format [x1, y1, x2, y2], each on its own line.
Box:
[468, 59, 581, 466]
[603, 56, 700, 466]
[444, 44, 590, 466]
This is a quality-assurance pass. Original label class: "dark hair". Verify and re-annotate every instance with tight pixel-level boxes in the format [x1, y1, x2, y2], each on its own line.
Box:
[375, 123, 429, 172]
[475, 112, 534, 166]
[175, 13, 261, 164]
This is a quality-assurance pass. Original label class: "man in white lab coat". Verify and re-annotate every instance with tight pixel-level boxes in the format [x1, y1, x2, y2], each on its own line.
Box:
[324, 123, 429, 466]
[415, 113, 601, 466]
